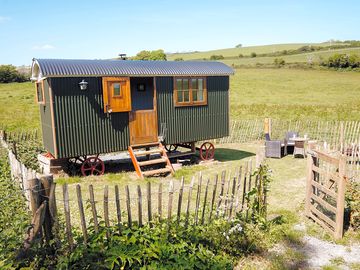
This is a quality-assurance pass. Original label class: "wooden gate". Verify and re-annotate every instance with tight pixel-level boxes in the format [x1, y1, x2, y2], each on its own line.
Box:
[305, 150, 347, 239]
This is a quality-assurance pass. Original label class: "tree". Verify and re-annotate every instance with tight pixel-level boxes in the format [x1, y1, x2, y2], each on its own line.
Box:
[133, 49, 167, 61]
[238, 54, 244, 58]
[174, 57, 184, 61]
[210, 55, 224, 60]
[235, 44, 242, 48]
[274, 58, 285, 67]
[0, 65, 28, 83]
[250, 52, 257, 58]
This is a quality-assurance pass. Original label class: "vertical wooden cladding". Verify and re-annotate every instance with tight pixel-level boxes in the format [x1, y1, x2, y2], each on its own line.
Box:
[51, 77, 130, 158]
[39, 79, 55, 156]
[156, 76, 229, 144]
[102, 77, 131, 113]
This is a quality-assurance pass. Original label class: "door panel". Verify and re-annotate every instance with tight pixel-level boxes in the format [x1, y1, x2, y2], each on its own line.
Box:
[129, 110, 158, 145]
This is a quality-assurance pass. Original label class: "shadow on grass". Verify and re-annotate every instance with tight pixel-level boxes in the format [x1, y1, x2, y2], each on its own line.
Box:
[215, 148, 255, 162]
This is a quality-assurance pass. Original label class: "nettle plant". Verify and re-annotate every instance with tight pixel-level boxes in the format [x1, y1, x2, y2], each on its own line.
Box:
[244, 163, 272, 228]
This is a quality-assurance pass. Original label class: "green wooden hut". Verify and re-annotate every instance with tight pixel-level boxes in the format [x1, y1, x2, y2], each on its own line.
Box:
[31, 59, 233, 178]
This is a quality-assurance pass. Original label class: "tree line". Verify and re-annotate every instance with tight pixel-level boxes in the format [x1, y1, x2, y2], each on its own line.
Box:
[0, 65, 29, 83]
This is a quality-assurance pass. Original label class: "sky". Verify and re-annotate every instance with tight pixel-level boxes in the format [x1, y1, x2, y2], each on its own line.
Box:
[0, 0, 359, 66]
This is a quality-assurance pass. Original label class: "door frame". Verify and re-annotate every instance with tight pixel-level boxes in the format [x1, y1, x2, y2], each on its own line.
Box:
[129, 77, 158, 145]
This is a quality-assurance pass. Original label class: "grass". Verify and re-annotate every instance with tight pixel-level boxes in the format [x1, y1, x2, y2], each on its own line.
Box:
[167, 42, 346, 61]
[1, 67, 359, 133]
[0, 82, 40, 131]
[230, 68, 360, 121]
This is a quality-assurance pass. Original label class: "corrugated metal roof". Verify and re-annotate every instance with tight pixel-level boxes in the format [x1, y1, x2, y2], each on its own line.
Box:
[31, 58, 234, 80]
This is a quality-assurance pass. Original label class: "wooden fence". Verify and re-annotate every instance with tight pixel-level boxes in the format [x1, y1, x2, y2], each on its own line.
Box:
[305, 149, 347, 239]
[0, 130, 40, 207]
[20, 158, 268, 252]
[218, 119, 360, 146]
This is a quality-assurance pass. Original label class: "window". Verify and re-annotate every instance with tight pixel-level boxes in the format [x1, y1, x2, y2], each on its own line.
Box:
[113, 83, 122, 97]
[35, 81, 45, 104]
[174, 77, 207, 106]
[102, 77, 131, 113]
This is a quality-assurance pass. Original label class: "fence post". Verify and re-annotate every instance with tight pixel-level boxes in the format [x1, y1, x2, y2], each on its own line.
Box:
[76, 184, 88, 243]
[305, 154, 314, 217]
[104, 185, 110, 237]
[167, 181, 174, 222]
[201, 178, 210, 225]
[29, 178, 41, 215]
[177, 177, 184, 223]
[137, 185, 143, 227]
[158, 183, 162, 221]
[335, 156, 347, 239]
[62, 184, 74, 250]
[125, 185, 132, 228]
[115, 185, 122, 233]
[209, 174, 218, 222]
[89, 185, 99, 233]
[147, 182, 152, 225]
[40, 175, 54, 243]
[194, 174, 202, 225]
[185, 177, 194, 228]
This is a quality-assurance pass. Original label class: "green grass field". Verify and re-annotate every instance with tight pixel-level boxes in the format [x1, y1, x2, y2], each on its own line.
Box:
[0, 82, 40, 131]
[0, 67, 359, 132]
[230, 68, 360, 120]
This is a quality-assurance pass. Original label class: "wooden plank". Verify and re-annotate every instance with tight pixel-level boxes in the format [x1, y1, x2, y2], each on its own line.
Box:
[177, 177, 185, 223]
[76, 185, 88, 243]
[201, 178, 210, 225]
[313, 150, 340, 166]
[209, 174, 218, 222]
[29, 178, 40, 216]
[310, 205, 336, 228]
[185, 177, 194, 227]
[335, 156, 347, 239]
[216, 170, 226, 218]
[223, 172, 231, 218]
[305, 155, 314, 216]
[241, 162, 248, 211]
[158, 183, 162, 221]
[194, 174, 202, 225]
[311, 165, 341, 183]
[311, 180, 337, 199]
[167, 180, 174, 222]
[62, 184, 73, 250]
[310, 193, 337, 214]
[125, 185, 132, 228]
[89, 184, 99, 233]
[147, 182, 152, 225]
[137, 185, 143, 227]
[104, 185, 110, 237]
[233, 166, 242, 215]
[115, 185, 122, 233]
[40, 175, 55, 243]
[128, 146, 143, 179]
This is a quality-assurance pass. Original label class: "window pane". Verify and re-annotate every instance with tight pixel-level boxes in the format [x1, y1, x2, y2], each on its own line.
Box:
[192, 90, 198, 101]
[113, 83, 121, 96]
[191, 79, 197, 90]
[183, 79, 189, 90]
[176, 79, 183, 90]
[177, 90, 183, 102]
[198, 79, 203, 90]
[198, 90, 204, 101]
[183, 90, 189, 102]
[37, 83, 43, 102]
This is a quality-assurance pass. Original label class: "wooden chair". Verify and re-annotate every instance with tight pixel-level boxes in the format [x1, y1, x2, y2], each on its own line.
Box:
[265, 133, 287, 158]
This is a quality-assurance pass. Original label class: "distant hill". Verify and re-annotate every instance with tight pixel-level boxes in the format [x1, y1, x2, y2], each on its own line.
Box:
[167, 42, 360, 66]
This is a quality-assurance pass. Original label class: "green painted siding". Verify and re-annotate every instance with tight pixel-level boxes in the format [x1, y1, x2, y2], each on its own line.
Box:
[156, 76, 229, 144]
[39, 79, 55, 155]
[50, 77, 130, 158]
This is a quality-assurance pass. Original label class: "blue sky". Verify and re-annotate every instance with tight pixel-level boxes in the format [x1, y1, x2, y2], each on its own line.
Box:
[0, 0, 359, 66]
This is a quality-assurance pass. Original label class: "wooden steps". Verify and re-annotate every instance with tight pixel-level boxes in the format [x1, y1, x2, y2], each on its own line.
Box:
[128, 143, 174, 179]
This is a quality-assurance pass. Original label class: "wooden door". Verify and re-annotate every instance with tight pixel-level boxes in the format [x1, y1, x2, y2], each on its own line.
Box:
[129, 110, 158, 145]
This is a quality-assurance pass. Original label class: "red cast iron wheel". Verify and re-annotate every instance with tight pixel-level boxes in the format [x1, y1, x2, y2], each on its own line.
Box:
[199, 142, 215, 161]
[81, 156, 105, 176]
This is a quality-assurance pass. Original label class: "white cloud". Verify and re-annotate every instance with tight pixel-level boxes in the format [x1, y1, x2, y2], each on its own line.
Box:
[32, 44, 56, 50]
[0, 16, 11, 22]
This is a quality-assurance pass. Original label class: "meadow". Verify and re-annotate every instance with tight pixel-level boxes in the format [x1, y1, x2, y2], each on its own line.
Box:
[0, 67, 358, 132]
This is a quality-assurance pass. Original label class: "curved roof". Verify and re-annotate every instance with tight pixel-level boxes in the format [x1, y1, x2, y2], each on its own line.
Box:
[31, 58, 234, 81]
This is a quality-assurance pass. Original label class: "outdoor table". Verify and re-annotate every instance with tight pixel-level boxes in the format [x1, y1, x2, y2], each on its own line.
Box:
[291, 137, 309, 158]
